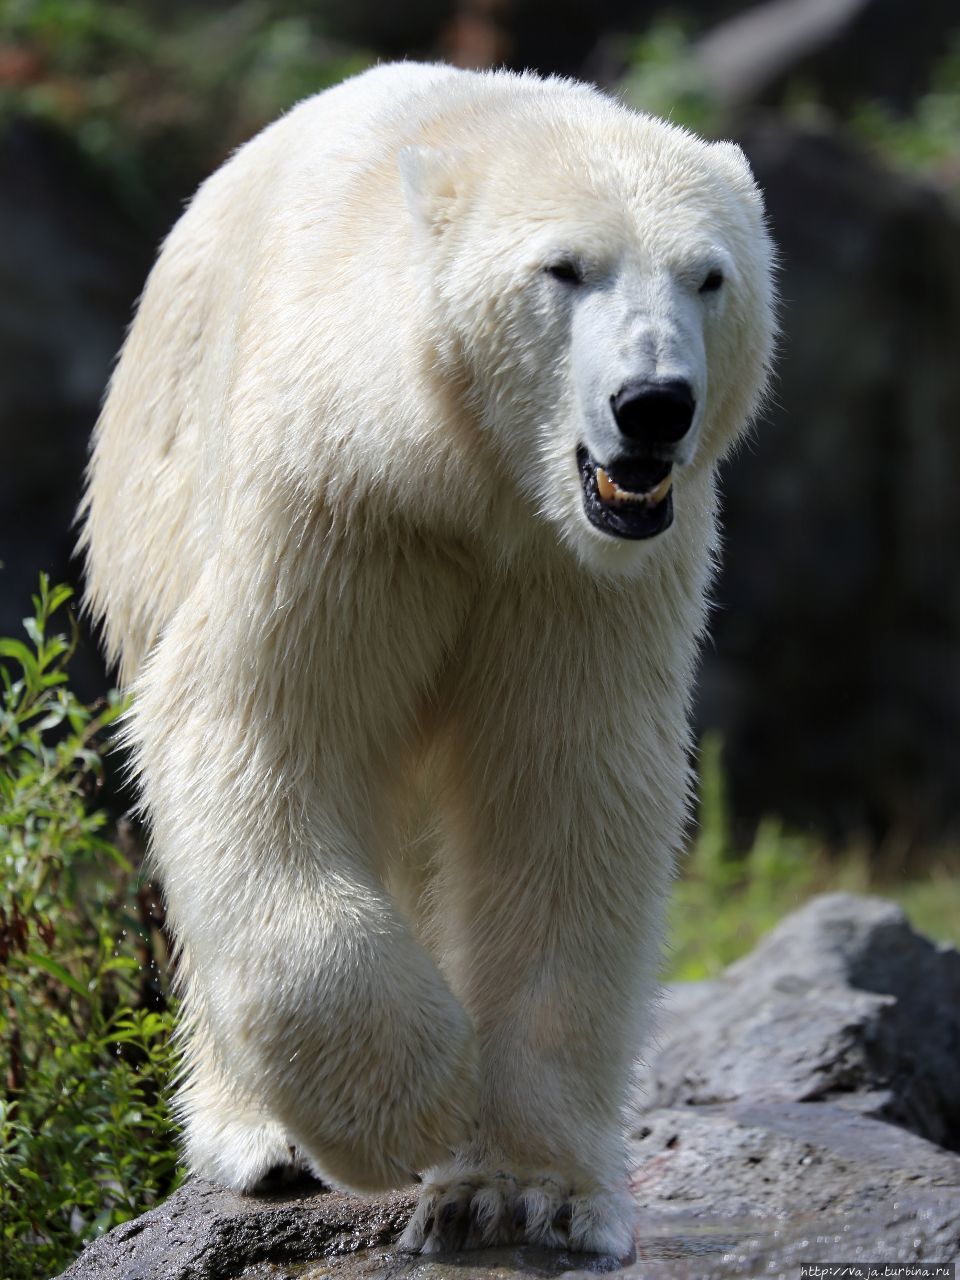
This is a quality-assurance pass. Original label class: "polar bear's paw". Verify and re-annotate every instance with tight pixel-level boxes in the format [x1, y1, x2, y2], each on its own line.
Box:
[185, 1107, 304, 1192]
[399, 1169, 636, 1260]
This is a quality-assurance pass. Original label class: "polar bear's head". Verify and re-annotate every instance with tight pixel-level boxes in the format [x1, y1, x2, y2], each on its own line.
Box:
[399, 82, 776, 576]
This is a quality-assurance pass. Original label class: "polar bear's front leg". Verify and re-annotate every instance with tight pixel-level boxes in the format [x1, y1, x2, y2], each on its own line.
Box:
[168, 878, 478, 1194]
[402, 573, 692, 1258]
[134, 546, 481, 1193]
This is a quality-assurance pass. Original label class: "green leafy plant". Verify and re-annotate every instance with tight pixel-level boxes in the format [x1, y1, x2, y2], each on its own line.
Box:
[0, 576, 181, 1280]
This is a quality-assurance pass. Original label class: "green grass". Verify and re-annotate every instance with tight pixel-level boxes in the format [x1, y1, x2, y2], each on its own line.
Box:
[668, 735, 960, 980]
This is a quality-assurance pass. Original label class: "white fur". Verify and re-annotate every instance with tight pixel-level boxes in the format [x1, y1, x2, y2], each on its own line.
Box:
[79, 63, 775, 1258]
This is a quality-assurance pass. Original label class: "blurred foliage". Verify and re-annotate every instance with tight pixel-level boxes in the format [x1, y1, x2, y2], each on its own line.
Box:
[668, 735, 960, 980]
[624, 18, 960, 196]
[0, 577, 181, 1280]
[0, 0, 369, 216]
[621, 18, 720, 136]
[849, 34, 960, 191]
[2, 0, 958, 211]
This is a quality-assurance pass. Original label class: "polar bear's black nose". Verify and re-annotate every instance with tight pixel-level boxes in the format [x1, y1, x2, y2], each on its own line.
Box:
[611, 379, 695, 447]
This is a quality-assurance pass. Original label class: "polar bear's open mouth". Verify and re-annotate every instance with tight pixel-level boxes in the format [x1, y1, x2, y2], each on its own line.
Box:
[577, 446, 674, 540]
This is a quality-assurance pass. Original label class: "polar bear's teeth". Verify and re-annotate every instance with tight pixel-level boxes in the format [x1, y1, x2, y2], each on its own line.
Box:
[646, 473, 673, 505]
[596, 467, 673, 507]
[596, 467, 617, 502]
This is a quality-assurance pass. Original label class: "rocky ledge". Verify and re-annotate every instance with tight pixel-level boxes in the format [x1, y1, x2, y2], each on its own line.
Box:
[59, 894, 960, 1279]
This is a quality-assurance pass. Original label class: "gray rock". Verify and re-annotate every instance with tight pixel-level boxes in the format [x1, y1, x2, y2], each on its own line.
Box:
[54, 1179, 621, 1280]
[57, 1105, 960, 1279]
[639, 893, 960, 1149]
[58, 894, 960, 1279]
[622, 1102, 960, 1278]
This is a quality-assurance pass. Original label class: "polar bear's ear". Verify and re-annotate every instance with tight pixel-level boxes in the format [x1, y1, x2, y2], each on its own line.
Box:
[398, 146, 465, 233]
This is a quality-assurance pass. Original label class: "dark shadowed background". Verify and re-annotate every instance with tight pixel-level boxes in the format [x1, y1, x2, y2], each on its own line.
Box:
[2, 0, 959, 856]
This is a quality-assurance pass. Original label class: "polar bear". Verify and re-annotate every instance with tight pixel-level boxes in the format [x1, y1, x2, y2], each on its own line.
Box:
[80, 62, 775, 1258]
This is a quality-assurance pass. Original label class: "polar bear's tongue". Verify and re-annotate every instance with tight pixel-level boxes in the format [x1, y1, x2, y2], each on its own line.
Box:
[596, 466, 673, 507]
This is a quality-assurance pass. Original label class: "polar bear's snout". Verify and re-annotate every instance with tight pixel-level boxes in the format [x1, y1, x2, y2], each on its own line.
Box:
[610, 377, 696, 449]
[574, 380, 698, 543]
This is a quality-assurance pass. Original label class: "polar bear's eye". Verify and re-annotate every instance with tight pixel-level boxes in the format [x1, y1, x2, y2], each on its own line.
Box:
[544, 259, 584, 285]
[699, 269, 724, 294]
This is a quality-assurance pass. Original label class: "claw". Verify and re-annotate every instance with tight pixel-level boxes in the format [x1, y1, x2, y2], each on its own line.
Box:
[439, 1202, 459, 1228]
[406, 1171, 630, 1257]
[438, 1200, 468, 1251]
[553, 1202, 572, 1233]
